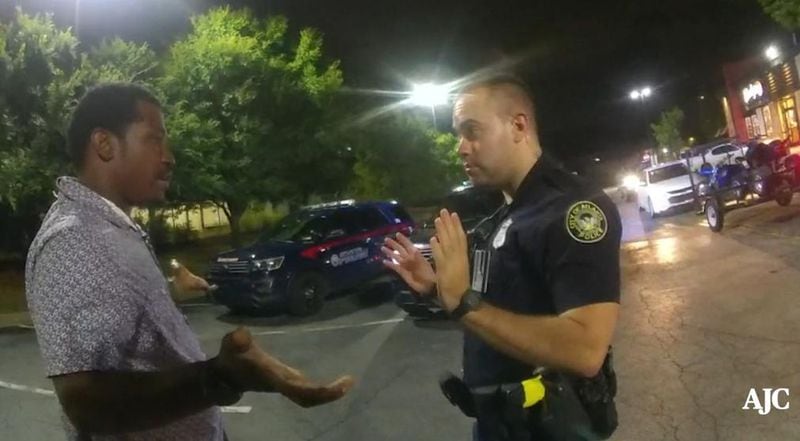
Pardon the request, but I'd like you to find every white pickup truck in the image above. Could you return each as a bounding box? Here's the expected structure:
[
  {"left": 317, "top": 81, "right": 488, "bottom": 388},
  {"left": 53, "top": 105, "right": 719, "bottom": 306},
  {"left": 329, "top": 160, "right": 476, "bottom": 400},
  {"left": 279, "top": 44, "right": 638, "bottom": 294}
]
[{"left": 637, "top": 161, "right": 697, "bottom": 218}]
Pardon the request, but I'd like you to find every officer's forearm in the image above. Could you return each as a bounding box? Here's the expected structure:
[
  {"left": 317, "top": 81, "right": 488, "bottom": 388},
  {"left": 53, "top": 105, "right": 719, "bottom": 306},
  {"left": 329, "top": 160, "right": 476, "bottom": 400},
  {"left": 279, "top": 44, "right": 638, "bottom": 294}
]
[{"left": 460, "top": 303, "right": 611, "bottom": 377}]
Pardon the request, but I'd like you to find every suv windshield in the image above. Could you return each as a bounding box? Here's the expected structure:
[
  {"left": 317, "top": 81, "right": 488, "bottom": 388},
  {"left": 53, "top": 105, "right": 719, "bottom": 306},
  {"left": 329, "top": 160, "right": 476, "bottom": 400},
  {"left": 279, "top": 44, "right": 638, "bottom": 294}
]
[{"left": 648, "top": 164, "right": 688, "bottom": 184}]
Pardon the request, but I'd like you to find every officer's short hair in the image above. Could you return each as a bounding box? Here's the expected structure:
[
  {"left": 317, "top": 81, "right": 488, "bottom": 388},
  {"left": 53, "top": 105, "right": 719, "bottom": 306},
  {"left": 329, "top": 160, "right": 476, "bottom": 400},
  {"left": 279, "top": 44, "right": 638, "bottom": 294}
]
[
  {"left": 66, "top": 83, "right": 161, "bottom": 169},
  {"left": 458, "top": 74, "right": 537, "bottom": 132}
]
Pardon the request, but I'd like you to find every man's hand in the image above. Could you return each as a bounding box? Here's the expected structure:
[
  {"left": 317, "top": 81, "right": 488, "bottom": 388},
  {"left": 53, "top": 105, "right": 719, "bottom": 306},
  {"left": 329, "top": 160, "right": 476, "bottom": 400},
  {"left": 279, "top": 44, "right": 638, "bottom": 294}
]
[
  {"left": 382, "top": 232, "right": 437, "bottom": 295},
  {"left": 214, "top": 327, "right": 354, "bottom": 408},
  {"left": 430, "top": 209, "right": 471, "bottom": 312},
  {"left": 170, "top": 260, "right": 211, "bottom": 293}
]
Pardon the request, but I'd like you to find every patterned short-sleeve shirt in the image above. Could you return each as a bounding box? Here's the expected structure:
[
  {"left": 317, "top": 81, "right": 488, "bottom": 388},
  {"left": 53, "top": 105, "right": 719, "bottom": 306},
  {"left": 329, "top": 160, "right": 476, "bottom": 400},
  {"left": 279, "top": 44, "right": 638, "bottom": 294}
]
[{"left": 25, "top": 177, "right": 224, "bottom": 441}]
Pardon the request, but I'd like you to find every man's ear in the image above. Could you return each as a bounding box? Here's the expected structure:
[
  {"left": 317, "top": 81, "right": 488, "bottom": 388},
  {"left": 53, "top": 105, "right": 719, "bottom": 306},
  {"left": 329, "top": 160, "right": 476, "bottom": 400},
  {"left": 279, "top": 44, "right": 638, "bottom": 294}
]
[
  {"left": 89, "top": 129, "right": 116, "bottom": 163},
  {"left": 511, "top": 113, "right": 530, "bottom": 143}
]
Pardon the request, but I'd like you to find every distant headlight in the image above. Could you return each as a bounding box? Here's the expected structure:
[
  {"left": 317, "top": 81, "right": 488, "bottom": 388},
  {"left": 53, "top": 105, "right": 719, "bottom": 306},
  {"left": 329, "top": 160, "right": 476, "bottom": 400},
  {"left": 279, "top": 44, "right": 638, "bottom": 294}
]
[
  {"left": 622, "top": 174, "right": 641, "bottom": 190},
  {"left": 253, "top": 256, "right": 284, "bottom": 271}
]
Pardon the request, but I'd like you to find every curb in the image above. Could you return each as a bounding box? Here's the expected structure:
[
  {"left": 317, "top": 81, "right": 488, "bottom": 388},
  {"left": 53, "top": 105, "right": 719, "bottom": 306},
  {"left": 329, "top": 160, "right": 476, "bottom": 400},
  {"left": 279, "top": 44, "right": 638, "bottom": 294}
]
[{"left": 0, "top": 312, "right": 33, "bottom": 332}]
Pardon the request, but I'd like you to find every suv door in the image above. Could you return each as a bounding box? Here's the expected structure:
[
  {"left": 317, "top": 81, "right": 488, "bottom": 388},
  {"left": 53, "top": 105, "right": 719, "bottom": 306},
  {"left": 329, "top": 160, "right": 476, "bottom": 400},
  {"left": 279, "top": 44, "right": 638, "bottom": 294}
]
[
  {"left": 318, "top": 208, "right": 373, "bottom": 291},
  {"left": 355, "top": 206, "right": 395, "bottom": 281}
]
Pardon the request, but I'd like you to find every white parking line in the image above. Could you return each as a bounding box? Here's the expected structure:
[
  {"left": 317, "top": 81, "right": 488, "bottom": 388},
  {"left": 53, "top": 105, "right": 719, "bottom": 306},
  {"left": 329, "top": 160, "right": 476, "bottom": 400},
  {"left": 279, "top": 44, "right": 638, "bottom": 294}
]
[
  {"left": 251, "top": 317, "right": 406, "bottom": 336},
  {"left": 0, "top": 380, "right": 55, "bottom": 396},
  {"left": 220, "top": 406, "right": 252, "bottom": 413},
  {"left": 0, "top": 379, "right": 251, "bottom": 413}
]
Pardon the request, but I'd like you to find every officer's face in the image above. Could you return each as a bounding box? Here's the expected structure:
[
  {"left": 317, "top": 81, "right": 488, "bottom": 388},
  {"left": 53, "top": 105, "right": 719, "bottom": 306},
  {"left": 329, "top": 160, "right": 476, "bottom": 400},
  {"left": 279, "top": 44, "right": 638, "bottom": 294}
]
[{"left": 453, "top": 89, "right": 516, "bottom": 187}]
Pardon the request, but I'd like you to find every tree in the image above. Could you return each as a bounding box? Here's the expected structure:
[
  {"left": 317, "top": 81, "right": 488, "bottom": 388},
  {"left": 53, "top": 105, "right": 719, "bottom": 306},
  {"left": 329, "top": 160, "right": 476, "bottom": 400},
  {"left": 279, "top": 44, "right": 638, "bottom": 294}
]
[
  {"left": 650, "top": 107, "right": 685, "bottom": 161},
  {"left": 0, "top": 9, "right": 158, "bottom": 254},
  {"left": 346, "top": 113, "right": 462, "bottom": 206},
  {"left": 758, "top": 0, "right": 800, "bottom": 30},
  {"left": 160, "top": 7, "right": 344, "bottom": 246}
]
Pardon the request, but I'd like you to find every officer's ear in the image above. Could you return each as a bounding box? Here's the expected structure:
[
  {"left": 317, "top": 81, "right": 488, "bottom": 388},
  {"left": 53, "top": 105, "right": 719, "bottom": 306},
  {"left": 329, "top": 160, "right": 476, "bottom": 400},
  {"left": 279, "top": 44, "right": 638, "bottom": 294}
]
[{"left": 511, "top": 113, "right": 530, "bottom": 143}]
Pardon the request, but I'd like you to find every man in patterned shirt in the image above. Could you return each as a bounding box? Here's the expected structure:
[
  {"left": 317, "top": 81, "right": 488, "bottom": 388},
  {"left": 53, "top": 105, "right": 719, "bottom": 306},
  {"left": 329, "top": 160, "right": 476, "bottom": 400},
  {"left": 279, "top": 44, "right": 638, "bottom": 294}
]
[{"left": 25, "top": 83, "right": 354, "bottom": 440}]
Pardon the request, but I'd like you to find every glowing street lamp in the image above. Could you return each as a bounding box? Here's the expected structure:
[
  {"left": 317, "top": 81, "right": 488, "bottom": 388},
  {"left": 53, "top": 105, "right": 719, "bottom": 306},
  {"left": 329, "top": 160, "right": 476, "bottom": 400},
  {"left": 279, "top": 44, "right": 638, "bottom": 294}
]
[
  {"left": 409, "top": 83, "right": 449, "bottom": 107},
  {"left": 765, "top": 45, "right": 780, "bottom": 61},
  {"left": 408, "top": 82, "right": 450, "bottom": 127},
  {"left": 630, "top": 87, "right": 653, "bottom": 102}
]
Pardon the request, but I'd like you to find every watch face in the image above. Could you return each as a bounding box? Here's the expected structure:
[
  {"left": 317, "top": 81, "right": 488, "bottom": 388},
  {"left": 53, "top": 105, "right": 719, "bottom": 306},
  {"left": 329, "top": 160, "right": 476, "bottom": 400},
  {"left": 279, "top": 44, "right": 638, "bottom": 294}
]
[{"left": 466, "top": 290, "right": 482, "bottom": 308}]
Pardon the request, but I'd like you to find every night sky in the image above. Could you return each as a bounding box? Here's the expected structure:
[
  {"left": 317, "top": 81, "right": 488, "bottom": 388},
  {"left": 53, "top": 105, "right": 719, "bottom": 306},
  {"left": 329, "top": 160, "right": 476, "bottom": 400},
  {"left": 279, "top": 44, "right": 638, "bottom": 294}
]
[{"left": 7, "top": 0, "right": 795, "bottom": 160}]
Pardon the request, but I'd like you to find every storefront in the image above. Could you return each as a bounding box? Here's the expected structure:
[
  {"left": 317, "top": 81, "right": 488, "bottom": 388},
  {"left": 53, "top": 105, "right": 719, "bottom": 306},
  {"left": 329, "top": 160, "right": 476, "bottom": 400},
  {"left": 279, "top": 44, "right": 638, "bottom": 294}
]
[{"left": 723, "top": 50, "right": 800, "bottom": 145}]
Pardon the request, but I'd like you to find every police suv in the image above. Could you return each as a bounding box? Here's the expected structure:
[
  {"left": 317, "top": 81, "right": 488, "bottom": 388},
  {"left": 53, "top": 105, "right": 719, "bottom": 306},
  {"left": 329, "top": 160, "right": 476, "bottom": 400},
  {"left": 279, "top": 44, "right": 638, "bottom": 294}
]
[{"left": 207, "top": 200, "right": 415, "bottom": 316}]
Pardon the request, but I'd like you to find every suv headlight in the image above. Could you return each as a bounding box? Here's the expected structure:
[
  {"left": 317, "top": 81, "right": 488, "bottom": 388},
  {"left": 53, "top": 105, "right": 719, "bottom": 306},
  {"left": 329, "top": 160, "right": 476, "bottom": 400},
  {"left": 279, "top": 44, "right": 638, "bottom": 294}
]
[
  {"left": 622, "top": 174, "right": 640, "bottom": 190},
  {"left": 253, "top": 256, "right": 284, "bottom": 271}
]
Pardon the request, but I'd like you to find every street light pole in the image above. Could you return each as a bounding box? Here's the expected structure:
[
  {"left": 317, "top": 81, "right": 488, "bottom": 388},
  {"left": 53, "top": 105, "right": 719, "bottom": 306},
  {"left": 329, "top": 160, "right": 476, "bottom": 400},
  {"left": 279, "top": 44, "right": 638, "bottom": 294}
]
[
  {"left": 630, "top": 86, "right": 655, "bottom": 163},
  {"left": 73, "top": 0, "right": 81, "bottom": 38}
]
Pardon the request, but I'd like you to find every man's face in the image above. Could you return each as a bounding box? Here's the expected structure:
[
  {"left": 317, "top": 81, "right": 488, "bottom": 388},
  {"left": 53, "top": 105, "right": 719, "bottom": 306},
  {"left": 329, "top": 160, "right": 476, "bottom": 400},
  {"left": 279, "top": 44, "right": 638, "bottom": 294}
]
[
  {"left": 452, "top": 88, "right": 516, "bottom": 187},
  {"left": 112, "top": 101, "right": 174, "bottom": 206}
]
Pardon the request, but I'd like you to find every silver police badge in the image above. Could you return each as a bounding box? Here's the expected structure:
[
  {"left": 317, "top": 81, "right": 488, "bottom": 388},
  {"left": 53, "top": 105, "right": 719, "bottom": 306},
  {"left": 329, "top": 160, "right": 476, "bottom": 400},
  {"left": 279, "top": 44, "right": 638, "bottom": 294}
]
[{"left": 492, "top": 218, "right": 513, "bottom": 249}]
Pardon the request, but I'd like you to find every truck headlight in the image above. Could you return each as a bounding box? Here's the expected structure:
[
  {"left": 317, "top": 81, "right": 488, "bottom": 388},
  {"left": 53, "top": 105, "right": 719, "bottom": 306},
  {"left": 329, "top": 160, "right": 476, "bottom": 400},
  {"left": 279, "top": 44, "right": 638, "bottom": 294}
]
[
  {"left": 253, "top": 256, "right": 284, "bottom": 271},
  {"left": 622, "top": 174, "right": 641, "bottom": 190}
]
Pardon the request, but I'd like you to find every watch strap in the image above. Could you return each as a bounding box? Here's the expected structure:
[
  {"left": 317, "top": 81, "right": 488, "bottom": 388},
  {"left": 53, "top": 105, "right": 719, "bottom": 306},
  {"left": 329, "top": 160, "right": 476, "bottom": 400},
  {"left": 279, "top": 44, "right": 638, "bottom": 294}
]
[{"left": 450, "top": 289, "right": 482, "bottom": 320}]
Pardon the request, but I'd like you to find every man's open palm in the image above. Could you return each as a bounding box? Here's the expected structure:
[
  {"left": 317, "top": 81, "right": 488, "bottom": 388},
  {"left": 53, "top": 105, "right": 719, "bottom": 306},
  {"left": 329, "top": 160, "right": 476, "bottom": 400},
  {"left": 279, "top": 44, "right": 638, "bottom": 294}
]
[{"left": 216, "top": 327, "right": 355, "bottom": 407}]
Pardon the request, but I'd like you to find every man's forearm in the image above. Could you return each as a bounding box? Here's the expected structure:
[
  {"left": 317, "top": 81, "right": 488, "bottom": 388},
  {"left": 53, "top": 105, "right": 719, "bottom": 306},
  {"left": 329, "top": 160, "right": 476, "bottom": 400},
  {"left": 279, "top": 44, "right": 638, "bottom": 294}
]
[
  {"left": 54, "top": 360, "right": 222, "bottom": 435},
  {"left": 460, "top": 303, "right": 603, "bottom": 377}
]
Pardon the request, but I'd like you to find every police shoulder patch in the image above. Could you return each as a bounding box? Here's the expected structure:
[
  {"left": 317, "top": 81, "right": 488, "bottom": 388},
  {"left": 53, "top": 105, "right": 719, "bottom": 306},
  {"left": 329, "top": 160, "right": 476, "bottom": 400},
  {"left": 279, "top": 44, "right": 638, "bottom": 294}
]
[{"left": 565, "top": 201, "right": 607, "bottom": 244}]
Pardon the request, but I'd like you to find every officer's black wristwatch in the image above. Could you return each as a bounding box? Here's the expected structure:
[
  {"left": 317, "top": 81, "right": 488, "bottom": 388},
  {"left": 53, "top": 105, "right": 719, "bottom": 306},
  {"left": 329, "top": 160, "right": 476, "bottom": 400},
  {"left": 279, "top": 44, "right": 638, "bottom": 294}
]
[{"left": 450, "top": 289, "right": 483, "bottom": 320}]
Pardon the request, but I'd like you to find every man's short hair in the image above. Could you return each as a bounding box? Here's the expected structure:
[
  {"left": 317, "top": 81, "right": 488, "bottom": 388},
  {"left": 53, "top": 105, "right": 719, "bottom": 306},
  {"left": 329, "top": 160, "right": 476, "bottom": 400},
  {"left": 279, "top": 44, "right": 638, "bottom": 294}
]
[
  {"left": 458, "top": 73, "right": 537, "bottom": 125},
  {"left": 66, "top": 83, "right": 161, "bottom": 168}
]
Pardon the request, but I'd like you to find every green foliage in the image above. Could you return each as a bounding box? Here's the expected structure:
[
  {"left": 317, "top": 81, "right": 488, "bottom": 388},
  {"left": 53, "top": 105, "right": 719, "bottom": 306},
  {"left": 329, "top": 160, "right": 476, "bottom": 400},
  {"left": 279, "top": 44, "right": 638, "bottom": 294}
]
[
  {"left": 347, "top": 113, "right": 462, "bottom": 206},
  {"left": 0, "top": 10, "right": 159, "bottom": 253},
  {"left": 651, "top": 107, "right": 685, "bottom": 158},
  {"left": 160, "top": 7, "right": 345, "bottom": 244},
  {"left": 239, "top": 201, "right": 290, "bottom": 233},
  {"left": 759, "top": 0, "right": 800, "bottom": 29}
]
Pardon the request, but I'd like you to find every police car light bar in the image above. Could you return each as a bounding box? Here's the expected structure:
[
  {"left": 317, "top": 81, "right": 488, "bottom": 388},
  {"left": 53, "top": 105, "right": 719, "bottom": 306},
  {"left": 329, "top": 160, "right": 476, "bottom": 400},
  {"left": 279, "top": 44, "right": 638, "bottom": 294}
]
[{"left": 305, "top": 199, "right": 356, "bottom": 209}]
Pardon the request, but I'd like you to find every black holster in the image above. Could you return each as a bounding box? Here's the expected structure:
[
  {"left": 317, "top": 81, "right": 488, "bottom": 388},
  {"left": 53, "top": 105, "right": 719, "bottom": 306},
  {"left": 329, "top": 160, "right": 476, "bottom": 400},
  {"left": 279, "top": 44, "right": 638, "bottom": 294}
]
[{"left": 571, "top": 349, "right": 618, "bottom": 439}]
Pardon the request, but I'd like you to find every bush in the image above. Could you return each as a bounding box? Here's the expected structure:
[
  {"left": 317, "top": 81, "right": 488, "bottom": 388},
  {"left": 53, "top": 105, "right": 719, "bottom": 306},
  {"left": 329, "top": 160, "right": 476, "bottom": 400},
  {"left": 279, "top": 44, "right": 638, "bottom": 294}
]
[{"left": 239, "top": 201, "right": 290, "bottom": 234}]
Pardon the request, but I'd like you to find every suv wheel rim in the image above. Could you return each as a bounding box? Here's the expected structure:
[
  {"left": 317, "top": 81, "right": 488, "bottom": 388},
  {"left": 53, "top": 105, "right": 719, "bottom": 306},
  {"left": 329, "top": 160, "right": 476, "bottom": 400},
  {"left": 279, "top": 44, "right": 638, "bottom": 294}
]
[{"left": 303, "top": 283, "right": 319, "bottom": 310}]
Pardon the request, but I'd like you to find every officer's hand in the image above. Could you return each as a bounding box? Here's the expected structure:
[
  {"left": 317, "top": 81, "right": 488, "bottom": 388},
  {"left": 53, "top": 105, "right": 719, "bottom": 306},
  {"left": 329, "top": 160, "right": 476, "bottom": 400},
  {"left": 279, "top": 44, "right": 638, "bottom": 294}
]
[
  {"left": 214, "top": 327, "right": 355, "bottom": 407},
  {"left": 382, "top": 232, "right": 437, "bottom": 295},
  {"left": 430, "top": 209, "right": 471, "bottom": 312},
  {"left": 170, "top": 259, "right": 211, "bottom": 293}
]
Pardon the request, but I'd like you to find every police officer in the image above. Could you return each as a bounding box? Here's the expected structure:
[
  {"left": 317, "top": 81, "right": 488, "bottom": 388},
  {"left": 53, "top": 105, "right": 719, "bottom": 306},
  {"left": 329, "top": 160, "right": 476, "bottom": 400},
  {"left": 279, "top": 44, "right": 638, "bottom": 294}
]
[{"left": 382, "top": 75, "right": 621, "bottom": 440}]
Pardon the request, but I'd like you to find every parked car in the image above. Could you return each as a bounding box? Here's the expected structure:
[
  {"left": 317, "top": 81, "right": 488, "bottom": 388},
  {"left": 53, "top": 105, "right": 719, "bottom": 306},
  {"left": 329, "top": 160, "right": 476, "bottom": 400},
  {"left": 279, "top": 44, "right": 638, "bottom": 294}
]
[
  {"left": 637, "top": 161, "right": 697, "bottom": 218},
  {"left": 685, "top": 142, "right": 749, "bottom": 170},
  {"left": 704, "top": 143, "right": 749, "bottom": 167},
  {"left": 207, "top": 200, "right": 415, "bottom": 316},
  {"left": 393, "top": 184, "right": 504, "bottom": 318}
]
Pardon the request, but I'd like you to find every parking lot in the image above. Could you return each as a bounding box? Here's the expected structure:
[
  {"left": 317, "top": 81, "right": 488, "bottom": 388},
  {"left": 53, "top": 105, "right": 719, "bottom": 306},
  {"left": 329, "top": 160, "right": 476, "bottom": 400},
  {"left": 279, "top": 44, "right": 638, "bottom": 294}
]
[{"left": 4, "top": 196, "right": 800, "bottom": 440}]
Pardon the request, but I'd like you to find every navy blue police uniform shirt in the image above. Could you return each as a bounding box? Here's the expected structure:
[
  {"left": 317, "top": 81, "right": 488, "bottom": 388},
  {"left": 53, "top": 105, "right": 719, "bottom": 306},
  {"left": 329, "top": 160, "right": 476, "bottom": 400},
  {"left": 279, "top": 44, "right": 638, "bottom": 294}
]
[{"left": 463, "top": 154, "right": 622, "bottom": 388}]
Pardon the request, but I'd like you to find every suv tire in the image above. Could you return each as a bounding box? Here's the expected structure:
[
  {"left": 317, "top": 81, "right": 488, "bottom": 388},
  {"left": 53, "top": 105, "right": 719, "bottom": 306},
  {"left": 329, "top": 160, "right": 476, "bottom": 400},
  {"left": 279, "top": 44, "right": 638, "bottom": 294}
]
[{"left": 288, "top": 272, "right": 328, "bottom": 316}]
